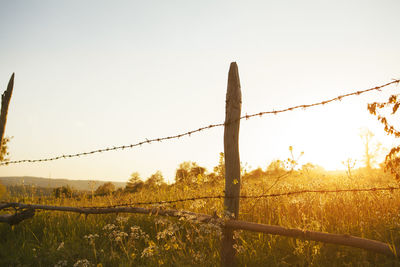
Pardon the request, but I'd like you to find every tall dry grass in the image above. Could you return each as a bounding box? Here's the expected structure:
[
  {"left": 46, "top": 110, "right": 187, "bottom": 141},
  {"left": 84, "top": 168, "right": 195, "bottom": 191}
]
[{"left": 1, "top": 169, "right": 400, "bottom": 266}]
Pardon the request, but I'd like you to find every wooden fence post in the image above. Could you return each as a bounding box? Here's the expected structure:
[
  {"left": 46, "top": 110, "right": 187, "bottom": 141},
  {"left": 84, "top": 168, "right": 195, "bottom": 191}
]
[
  {"left": 222, "top": 62, "right": 242, "bottom": 267},
  {"left": 0, "top": 73, "right": 15, "bottom": 152}
]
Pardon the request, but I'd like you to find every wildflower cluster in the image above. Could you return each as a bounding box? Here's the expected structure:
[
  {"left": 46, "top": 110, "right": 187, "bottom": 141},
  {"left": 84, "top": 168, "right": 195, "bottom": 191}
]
[
  {"left": 73, "top": 259, "right": 92, "bottom": 267},
  {"left": 130, "top": 226, "right": 149, "bottom": 241},
  {"left": 102, "top": 223, "right": 128, "bottom": 242},
  {"left": 84, "top": 234, "right": 99, "bottom": 245}
]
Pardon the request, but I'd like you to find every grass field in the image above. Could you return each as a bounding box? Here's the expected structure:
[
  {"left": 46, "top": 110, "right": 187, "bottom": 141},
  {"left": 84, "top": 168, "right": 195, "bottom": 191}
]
[{"left": 1, "top": 169, "right": 400, "bottom": 266}]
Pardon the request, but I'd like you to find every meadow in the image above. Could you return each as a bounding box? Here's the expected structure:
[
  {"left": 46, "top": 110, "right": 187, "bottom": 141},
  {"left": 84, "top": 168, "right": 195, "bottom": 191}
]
[{"left": 1, "top": 167, "right": 400, "bottom": 267}]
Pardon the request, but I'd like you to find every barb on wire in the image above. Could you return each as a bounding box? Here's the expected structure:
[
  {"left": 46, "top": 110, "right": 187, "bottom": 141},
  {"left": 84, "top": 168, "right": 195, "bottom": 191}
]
[
  {"left": 62, "top": 186, "right": 400, "bottom": 209},
  {"left": 1, "top": 79, "right": 399, "bottom": 166}
]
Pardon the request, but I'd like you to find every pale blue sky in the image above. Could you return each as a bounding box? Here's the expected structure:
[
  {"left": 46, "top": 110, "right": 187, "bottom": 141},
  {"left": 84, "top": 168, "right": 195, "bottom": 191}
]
[{"left": 1, "top": 0, "right": 400, "bottom": 182}]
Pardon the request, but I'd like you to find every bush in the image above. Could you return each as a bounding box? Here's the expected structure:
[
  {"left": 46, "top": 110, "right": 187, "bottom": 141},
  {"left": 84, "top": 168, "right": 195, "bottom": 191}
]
[
  {"left": 95, "top": 182, "right": 115, "bottom": 196},
  {"left": 53, "top": 186, "right": 73, "bottom": 198}
]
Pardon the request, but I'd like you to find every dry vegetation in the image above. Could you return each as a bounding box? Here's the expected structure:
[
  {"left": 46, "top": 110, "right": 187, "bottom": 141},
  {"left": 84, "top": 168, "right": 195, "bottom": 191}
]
[{"left": 1, "top": 162, "right": 400, "bottom": 266}]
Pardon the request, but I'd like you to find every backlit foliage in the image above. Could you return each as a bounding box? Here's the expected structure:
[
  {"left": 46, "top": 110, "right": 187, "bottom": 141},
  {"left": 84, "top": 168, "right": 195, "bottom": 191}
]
[
  {"left": 368, "top": 94, "right": 400, "bottom": 180},
  {"left": 0, "top": 136, "right": 11, "bottom": 162},
  {"left": 175, "top": 161, "right": 207, "bottom": 185}
]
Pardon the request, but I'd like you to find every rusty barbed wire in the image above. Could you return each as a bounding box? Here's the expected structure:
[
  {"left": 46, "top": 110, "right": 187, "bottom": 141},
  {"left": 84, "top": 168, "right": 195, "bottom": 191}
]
[
  {"left": 1, "top": 79, "right": 399, "bottom": 166},
  {"left": 1, "top": 186, "right": 398, "bottom": 211},
  {"left": 1, "top": 186, "right": 398, "bottom": 214},
  {"left": 240, "top": 79, "right": 400, "bottom": 120},
  {"left": 67, "top": 186, "right": 400, "bottom": 209}
]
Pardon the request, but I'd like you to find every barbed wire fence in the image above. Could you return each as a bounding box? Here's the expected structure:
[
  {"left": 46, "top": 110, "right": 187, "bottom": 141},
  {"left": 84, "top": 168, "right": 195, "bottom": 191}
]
[
  {"left": 1, "top": 66, "right": 400, "bottom": 263},
  {"left": 1, "top": 78, "right": 399, "bottom": 207},
  {"left": 1, "top": 186, "right": 400, "bottom": 258}
]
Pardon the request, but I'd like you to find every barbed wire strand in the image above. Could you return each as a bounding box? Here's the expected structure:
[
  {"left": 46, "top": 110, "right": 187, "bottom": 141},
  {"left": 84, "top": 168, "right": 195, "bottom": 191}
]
[
  {"left": 1, "top": 79, "right": 399, "bottom": 166},
  {"left": 1, "top": 186, "right": 398, "bottom": 214},
  {"left": 51, "top": 186, "right": 400, "bottom": 209}
]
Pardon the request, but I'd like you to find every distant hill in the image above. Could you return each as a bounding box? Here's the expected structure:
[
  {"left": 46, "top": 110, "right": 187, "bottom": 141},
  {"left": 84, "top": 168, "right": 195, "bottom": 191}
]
[{"left": 0, "top": 176, "right": 126, "bottom": 191}]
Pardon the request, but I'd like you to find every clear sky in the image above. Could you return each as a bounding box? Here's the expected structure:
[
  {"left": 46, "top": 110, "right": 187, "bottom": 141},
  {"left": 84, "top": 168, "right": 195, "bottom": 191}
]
[{"left": 1, "top": 0, "right": 399, "bottom": 183}]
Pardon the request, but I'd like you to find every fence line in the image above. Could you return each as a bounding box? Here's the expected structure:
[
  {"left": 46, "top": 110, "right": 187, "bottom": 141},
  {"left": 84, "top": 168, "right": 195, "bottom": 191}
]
[{"left": 1, "top": 79, "right": 398, "bottom": 166}]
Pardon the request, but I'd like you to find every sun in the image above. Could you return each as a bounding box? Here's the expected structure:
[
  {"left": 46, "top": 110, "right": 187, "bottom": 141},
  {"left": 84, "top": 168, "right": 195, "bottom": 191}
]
[{"left": 240, "top": 97, "right": 392, "bottom": 172}]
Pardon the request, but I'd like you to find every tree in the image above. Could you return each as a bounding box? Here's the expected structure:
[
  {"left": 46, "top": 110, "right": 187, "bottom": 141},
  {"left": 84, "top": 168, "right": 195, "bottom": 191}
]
[
  {"left": 175, "top": 161, "right": 206, "bottom": 184},
  {"left": 213, "top": 152, "right": 225, "bottom": 179},
  {"left": 125, "top": 172, "right": 144, "bottom": 193},
  {"left": 266, "top": 159, "right": 287, "bottom": 176},
  {"left": 95, "top": 182, "right": 115, "bottom": 196},
  {"left": 53, "top": 186, "right": 73, "bottom": 198},
  {"left": 145, "top": 171, "right": 165, "bottom": 188},
  {"left": 210, "top": 152, "right": 249, "bottom": 183},
  {"left": 359, "top": 128, "right": 382, "bottom": 170},
  {"left": 175, "top": 162, "right": 190, "bottom": 183}
]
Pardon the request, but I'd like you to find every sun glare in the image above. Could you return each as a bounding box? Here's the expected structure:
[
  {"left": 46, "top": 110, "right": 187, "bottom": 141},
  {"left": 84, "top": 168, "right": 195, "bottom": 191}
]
[{"left": 241, "top": 93, "right": 393, "bottom": 173}]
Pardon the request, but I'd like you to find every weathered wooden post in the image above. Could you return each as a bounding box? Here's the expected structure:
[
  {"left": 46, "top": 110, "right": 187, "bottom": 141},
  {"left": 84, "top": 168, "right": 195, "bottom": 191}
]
[
  {"left": 222, "top": 62, "right": 242, "bottom": 267},
  {"left": 0, "top": 73, "right": 15, "bottom": 152}
]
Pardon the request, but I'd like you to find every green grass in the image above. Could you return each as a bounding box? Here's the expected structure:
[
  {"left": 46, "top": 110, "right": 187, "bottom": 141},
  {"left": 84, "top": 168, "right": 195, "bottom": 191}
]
[{"left": 1, "top": 170, "right": 400, "bottom": 266}]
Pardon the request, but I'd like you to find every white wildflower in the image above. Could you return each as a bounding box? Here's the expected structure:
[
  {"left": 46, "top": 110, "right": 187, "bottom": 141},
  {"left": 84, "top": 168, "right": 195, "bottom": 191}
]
[
  {"left": 103, "top": 224, "right": 116, "bottom": 231},
  {"left": 233, "top": 230, "right": 243, "bottom": 240},
  {"left": 109, "top": 230, "right": 128, "bottom": 242},
  {"left": 73, "top": 259, "right": 92, "bottom": 267},
  {"left": 130, "top": 226, "right": 149, "bottom": 241},
  {"left": 156, "top": 224, "right": 179, "bottom": 240}
]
